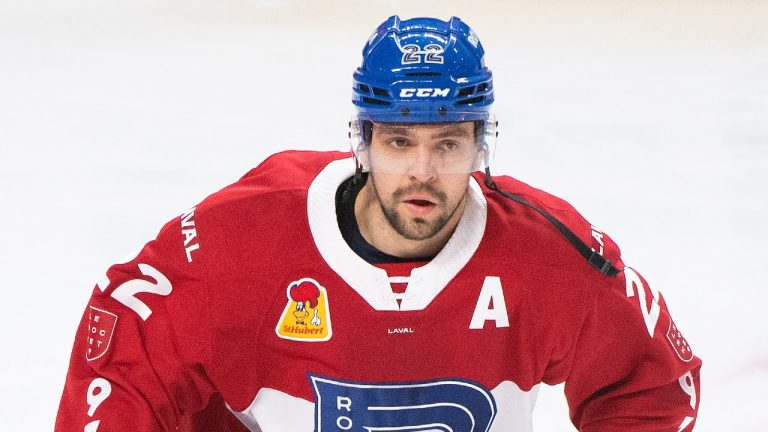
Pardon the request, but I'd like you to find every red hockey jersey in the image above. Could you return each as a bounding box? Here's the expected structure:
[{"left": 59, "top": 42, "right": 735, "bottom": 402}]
[{"left": 56, "top": 151, "right": 701, "bottom": 431}]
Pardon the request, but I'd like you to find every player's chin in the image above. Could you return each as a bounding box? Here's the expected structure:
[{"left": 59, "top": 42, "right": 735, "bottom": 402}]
[
  {"left": 407, "top": 214, "right": 447, "bottom": 236},
  {"left": 399, "top": 224, "right": 438, "bottom": 241}
]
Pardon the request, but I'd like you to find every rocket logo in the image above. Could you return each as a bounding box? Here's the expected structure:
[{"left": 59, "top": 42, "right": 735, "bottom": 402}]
[
  {"left": 86, "top": 306, "right": 118, "bottom": 361},
  {"left": 275, "top": 278, "right": 332, "bottom": 342}
]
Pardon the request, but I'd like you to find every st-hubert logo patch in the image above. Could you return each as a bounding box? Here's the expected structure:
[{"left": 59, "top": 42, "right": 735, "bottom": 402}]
[
  {"left": 87, "top": 306, "right": 117, "bottom": 361},
  {"left": 275, "top": 278, "right": 332, "bottom": 342}
]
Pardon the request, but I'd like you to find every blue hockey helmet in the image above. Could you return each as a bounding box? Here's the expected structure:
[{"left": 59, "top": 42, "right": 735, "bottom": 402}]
[
  {"left": 350, "top": 16, "right": 497, "bottom": 173},
  {"left": 352, "top": 15, "right": 494, "bottom": 123}
]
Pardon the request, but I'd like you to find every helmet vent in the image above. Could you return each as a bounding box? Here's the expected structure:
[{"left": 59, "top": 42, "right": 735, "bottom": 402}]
[
  {"left": 358, "top": 84, "right": 370, "bottom": 94},
  {"left": 362, "top": 97, "right": 391, "bottom": 106},
  {"left": 456, "top": 96, "right": 485, "bottom": 106},
  {"left": 477, "top": 83, "right": 488, "bottom": 92},
  {"left": 458, "top": 86, "right": 475, "bottom": 97},
  {"left": 404, "top": 72, "right": 441, "bottom": 77},
  {"left": 372, "top": 87, "right": 389, "bottom": 97}
]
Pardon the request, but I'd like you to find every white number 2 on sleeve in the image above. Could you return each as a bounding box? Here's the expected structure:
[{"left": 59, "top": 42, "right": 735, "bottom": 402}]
[
  {"left": 110, "top": 264, "right": 173, "bottom": 321},
  {"left": 624, "top": 267, "right": 661, "bottom": 337}
]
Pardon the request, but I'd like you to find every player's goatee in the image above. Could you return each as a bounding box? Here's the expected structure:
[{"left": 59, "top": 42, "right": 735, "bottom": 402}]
[{"left": 380, "top": 183, "right": 457, "bottom": 241}]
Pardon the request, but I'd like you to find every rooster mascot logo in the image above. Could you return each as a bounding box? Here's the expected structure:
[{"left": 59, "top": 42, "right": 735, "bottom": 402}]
[{"left": 275, "top": 278, "right": 332, "bottom": 342}]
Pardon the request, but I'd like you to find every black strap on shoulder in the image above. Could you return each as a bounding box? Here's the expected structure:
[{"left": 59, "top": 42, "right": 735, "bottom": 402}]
[{"left": 483, "top": 168, "right": 621, "bottom": 277}]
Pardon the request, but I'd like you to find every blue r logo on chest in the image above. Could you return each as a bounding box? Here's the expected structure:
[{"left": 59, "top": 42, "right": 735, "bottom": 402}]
[{"left": 309, "top": 374, "right": 497, "bottom": 432}]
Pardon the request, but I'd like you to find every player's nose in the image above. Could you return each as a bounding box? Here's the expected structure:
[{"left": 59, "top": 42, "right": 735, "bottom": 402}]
[{"left": 406, "top": 145, "right": 438, "bottom": 183}]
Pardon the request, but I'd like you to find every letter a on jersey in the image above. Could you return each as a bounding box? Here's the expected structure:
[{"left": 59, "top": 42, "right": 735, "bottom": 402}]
[
  {"left": 275, "top": 278, "right": 332, "bottom": 342},
  {"left": 470, "top": 276, "right": 510, "bottom": 329}
]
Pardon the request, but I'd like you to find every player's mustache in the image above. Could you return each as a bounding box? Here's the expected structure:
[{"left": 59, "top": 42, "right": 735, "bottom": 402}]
[{"left": 392, "top": 183, "right": 447, "bottom": 204}]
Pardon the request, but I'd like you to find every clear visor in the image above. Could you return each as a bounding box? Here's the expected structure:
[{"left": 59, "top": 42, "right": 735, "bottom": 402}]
[{"left": 349, "top": 112, "right": 497, "bottom": 175}]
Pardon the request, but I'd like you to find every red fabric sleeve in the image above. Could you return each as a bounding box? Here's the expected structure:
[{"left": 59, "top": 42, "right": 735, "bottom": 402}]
[
  {"left": 563, "top": 267, "right": 701, "bottom": 431},
  {"left": 55, "top": 215, "right": 243, "bottom": 431}
]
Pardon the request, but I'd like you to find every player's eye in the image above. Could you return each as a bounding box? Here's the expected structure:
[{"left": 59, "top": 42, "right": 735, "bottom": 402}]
[
  {"left": 387, "top": 138, "right": 409, "bottom": 149},
  {"left": 437, "top": 141, "right": 460, "bottom": 152}
]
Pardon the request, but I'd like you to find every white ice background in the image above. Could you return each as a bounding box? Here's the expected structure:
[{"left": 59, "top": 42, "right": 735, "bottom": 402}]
[{"left": 0, "top": 0, "right": 766, "bottom": 430}]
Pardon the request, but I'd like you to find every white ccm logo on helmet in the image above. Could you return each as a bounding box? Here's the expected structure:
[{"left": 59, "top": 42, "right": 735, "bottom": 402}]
[{"left": 399, "top": 88, "right": 450, "bottom": 98}]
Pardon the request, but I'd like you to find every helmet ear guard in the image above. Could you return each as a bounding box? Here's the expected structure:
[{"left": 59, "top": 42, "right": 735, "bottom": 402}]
[{"left": 349, "top": 118, "right": 372, "bottom": 171}]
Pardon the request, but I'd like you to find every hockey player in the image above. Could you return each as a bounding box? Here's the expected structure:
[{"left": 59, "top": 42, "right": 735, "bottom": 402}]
[{"left": 56, "top": 16, "right": 701, "bottom": 431}]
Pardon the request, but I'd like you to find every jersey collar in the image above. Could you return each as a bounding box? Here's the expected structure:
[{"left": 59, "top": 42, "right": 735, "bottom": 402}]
[{"left": 307, "top": 157, "right": 487, "bottom": 311}]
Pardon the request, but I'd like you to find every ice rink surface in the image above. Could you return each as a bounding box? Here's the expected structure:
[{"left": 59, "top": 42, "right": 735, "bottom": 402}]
[{"left": 1, "top": 0, "right": 766, "bottom": 430}]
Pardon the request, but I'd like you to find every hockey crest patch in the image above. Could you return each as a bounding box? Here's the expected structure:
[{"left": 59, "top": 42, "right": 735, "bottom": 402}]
[
  {"left": 666, "top": 318, "right": 693, "bottom": 362},
  {"left": 275, "top": 278, "right": 332, "bottom": 342},
  {"left": 86, "top": 306, "right": 117, "bottom": 361}
]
